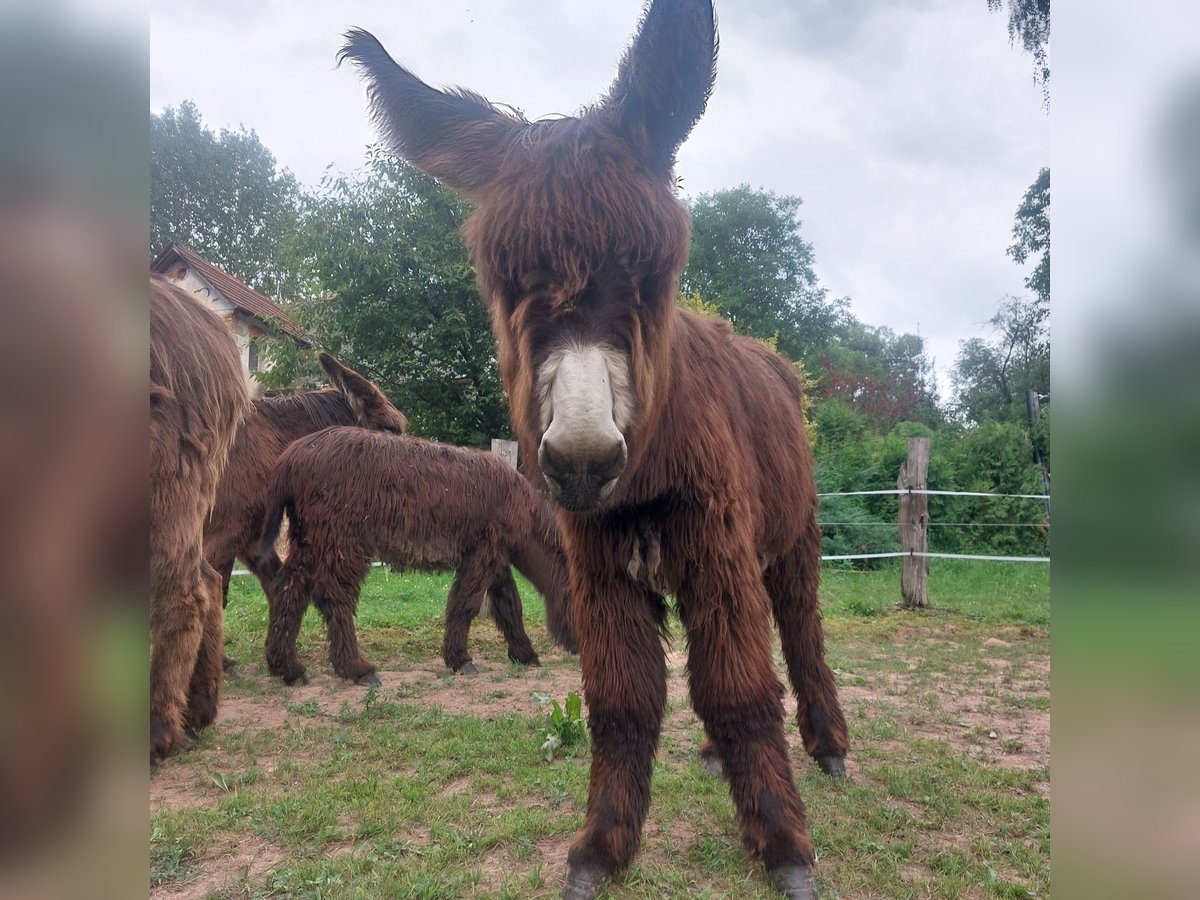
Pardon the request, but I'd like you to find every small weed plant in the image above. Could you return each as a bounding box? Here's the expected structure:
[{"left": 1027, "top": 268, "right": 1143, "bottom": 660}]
[{"left": 535, "top": 690, "right": 588, "bottom": 761}]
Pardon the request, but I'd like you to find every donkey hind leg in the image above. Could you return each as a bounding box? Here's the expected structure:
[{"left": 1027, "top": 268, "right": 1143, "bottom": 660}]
[
  {"left": 264, "top": 556, "right": 313, "bottom": 685},
  {"left": 767, "top": 534, "right": 849, "bottom": 777},
  {"left": 182, "top": 561, "right": 225, "bottom": 739},
  {"left": 486, "top": 568, "right": 540, "bottom": 667},
  {"left": 150, "top": 556, "right": 207, "bottom": 765},
  {"left": 681, "top": 553, "right": 818, "bottom": 899},
  {"left": 441, "top": 547, "right": 499, "bottom": 674},
  {"left": 564, "top": 579, "right": 667, "bottom": 900},
  {"left": 206, "top": 543, "right": 240, "bottom": 674},
  {"left": 313, "top": 574, "right": 378, "bottom": 685}
]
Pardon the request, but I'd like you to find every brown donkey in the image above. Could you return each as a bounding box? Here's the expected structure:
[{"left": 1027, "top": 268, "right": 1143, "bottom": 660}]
[
  {"left": 206, "top": 351, "right": 407, "bottom": 608},
  {"left": 150, "top": 274, "right": 247, "bottom": 765},
  {"left": 258, "top": 427, "right": 578, "bottom": 684},
  {"left": 341, "top": 2, "right": 846, "bottom": 897}
]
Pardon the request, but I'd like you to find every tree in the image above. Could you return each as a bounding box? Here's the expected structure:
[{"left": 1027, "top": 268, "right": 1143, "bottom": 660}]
[
  {"left": 817, "top": 321, "right": 943, "bottom": 431},
  {"left": 267, "top": 150, "right": 508, "bottom": 445},
  {"left": 151, "top": 100, "right": 301, "bottom": 298},
  {"left": 986, "top": 0, "right": 1050, "bottom": 104},
  {"left": 952, "top": 294, "right": 1048, "bottom": 424},
  {"left": 681, "top": 185, "right": 849, "bottom": 363},
  {"left": 1008, "top": 167, "right": 1049, "bottom": 309}
]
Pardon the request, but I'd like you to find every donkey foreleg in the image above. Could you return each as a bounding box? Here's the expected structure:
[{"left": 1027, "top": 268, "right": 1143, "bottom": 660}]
[
  {"left": 766, "top": 536, "right": 849, "bottom": 776},
  {"left": 150, "top": 555, "right": 208, "bottom": 765},
  {"left": 564, "top": 571, "right": 667, "bottom": 898},
  {"left": 679, "top": 545, "right": 818, "bottom": 897},
  {"left": 182, "top": 561, "right": 225, "bottom": 737}
]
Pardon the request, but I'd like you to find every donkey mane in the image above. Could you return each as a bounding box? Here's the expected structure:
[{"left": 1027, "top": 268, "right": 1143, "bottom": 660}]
[{"left": 256, "top": 389, "right": 360, "bottom": 432}]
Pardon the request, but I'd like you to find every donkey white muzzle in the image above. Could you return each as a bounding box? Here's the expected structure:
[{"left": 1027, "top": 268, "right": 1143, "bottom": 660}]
[{"left": 537, "top": 344, "right": 632, "bottom": 512}]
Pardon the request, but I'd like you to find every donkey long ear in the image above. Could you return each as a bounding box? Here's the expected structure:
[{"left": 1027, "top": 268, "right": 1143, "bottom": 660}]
[
  {"left": 318, "top": 351, "right": 408, "bottom": 434},
  {"left": 601, "top": 0, "right": 717, "bottom": 174},
  {"left": 338, "top": 29, "right": 521, "bottom": 194}
]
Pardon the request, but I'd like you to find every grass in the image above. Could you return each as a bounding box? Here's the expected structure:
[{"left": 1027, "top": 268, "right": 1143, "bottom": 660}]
[{"left": 153, "top": 561, "right": 1049, "bottom": 898}]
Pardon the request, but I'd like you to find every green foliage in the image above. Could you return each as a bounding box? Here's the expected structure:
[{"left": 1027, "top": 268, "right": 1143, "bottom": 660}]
[
  {"left": 538, "top": 691, "right": 587, "bottom": 762},
  {"left": 1008, "top": 168, "right": 1050, "bottom": 308},
  {"left": 278, "top": 149, "right": 508, "bottom": 445},
  {"left": 677, "top": 289, "right": 721, "bottom": 319},
  {"left": 818, "top": 321, "right": 943, "bottom": 431},
  {"left": 951, "top": 295, "right": 1048, "bottom": 426},
  {"left": 986, "top": 0, "right": 1051, "bottom": 104},
  {"left": 681, "top": 184, "right": 850, "bottom": 363},
  {"left": 150, "top": 100, "right": 301, "bottom": 299}
]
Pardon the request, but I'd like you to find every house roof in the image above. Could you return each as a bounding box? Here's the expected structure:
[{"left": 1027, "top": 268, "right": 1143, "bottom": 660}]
[{"left": 150, "top": 242, "right": 310, "bottom": 344}]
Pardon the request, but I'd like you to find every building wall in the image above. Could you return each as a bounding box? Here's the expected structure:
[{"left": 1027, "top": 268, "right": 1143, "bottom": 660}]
[{"left": 162, "top": 265, "right": 269, "bottom": 381}]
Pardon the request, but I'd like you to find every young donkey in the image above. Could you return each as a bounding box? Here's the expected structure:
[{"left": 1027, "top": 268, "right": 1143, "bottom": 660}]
[
  {"left": 258, "top": 427, "right": 578, "bottom": 684},
  {"left": 205, "top": 351, "right": 408, "bottom": 607},
  {"left": 341, "top": 2, "right": 847, "bottom": 897},
  {"left": 150, "top": 275, "right": 247, "bottom": 765}
]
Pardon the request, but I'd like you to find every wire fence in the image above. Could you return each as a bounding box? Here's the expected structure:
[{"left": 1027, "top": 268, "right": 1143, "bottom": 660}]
[
  {"left": 231, "top": 489, "right": 1052, "bottom": 576},
  {"left": 817, "top": 487, "right": 1050, "bottom": 564}
]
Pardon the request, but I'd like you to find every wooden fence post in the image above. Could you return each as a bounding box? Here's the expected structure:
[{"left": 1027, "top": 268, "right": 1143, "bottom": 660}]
[
  {"left": 1026, "top": 389, "right": 1051, "bottom": 527},
  {"left": 898, "top": 436, "right": 930, "bottom": 609},
  {"left": 490, "top": 438, "right": 519, "bottom": 470},
  {"left": 479, "top": 440, "right": 521, "bottom": 619}
]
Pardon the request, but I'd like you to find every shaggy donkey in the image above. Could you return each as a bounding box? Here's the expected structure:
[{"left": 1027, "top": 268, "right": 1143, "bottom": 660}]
[
  {"left": 258, "top": 427, "right": 578, "bottom": 684},
  {"left": 341, "top": 2, "right": 847, "bottom": 897},
  {"left": 150, "top": 274, "right": 247, "bottom": 764},
  {"left": 205, "top": 351, "right": 407, "bottom": 606}
]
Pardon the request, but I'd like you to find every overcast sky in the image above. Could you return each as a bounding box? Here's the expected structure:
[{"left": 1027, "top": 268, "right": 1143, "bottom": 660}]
[{"left": 150, "top": 0, "right": 1048, "bottom": 391}]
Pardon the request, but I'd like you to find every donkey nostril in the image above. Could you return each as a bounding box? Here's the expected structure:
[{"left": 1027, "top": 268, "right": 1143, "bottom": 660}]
[
  {"left": 538, "top": 438, "right": 571, "bottom": 487},
  {"left": 592, "top": 441, "right": 627, "bottom": 485}
]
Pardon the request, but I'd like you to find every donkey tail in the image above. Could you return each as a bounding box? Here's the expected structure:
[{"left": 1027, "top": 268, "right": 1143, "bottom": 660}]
[{"left": 257, "top": 464, "right": 294, "bottom": 566}]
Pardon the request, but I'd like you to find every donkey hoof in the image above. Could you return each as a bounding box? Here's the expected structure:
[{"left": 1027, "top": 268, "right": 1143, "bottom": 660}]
[
  {"left": 223, "top": 655, "right": 240, "bottom": 676},
  {"left": 768, "top": 863, "right": 818, "bottom": 899},
  {"left": 178, "top": 726, "right": 201, "bottom": 751},
  {"left": 701, "top": 754, "right": 725, "bottom": 778},
  {"left": 524, "top": 656, "right": 542, "bottom": 668},
  {"left": 561, "top": 865, "right": 608, "bottom": 900},
  {"left": 357, "top": 671, "right": 381, "bottom": 687},
  {"left": 817, "top": 755, "right": 846, "bottom": 779},
  {"left": 455, "top": 661, "right": 479, "bottom": 675},
  {"left": 283, "top": 671, "right": 309, "bottom": 686}
]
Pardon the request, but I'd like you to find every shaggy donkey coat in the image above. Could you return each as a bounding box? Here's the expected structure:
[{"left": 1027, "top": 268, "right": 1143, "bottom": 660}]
[
  {"left": 258, "top": 427, "right": 578, "bottom": 684},
  {"left": 341, "top": 2, "right": 846, "bottom": 897},
  {"left": 150, "top": 274, "right": 247, "bottom": 764},
  {"left": 205, "top": 351, "right": 407, "bottom": 607}
]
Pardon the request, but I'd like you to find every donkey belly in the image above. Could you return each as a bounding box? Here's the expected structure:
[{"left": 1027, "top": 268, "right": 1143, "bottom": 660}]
[{"left": 379, "top": 536, "right": 464, "bottom": 574}]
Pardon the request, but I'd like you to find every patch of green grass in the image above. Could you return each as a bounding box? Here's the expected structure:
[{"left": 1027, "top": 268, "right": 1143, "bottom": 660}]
[
  {"left": 150, "top": 823, "right": 201, "bottom": 887},
  {"left": 821, "top": 559, "right": 1049, "bottom": 626},
  {"left": 156, "top": 561, "right": 1049, "bottom": 898}
]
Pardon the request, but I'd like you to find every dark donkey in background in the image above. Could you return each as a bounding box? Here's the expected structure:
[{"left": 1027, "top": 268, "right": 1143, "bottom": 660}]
[
  {"left": 205, "top": 351, "right": 408, "bottom": 607},
  {"left": 258, "top": 427, "right": 578, "bottom": 684},
  {"left": 150, "top": 275, "right": 247, "bottom": 765},
  {"left": 341, "top": 1, "right": 846, "bottom": 897}
]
